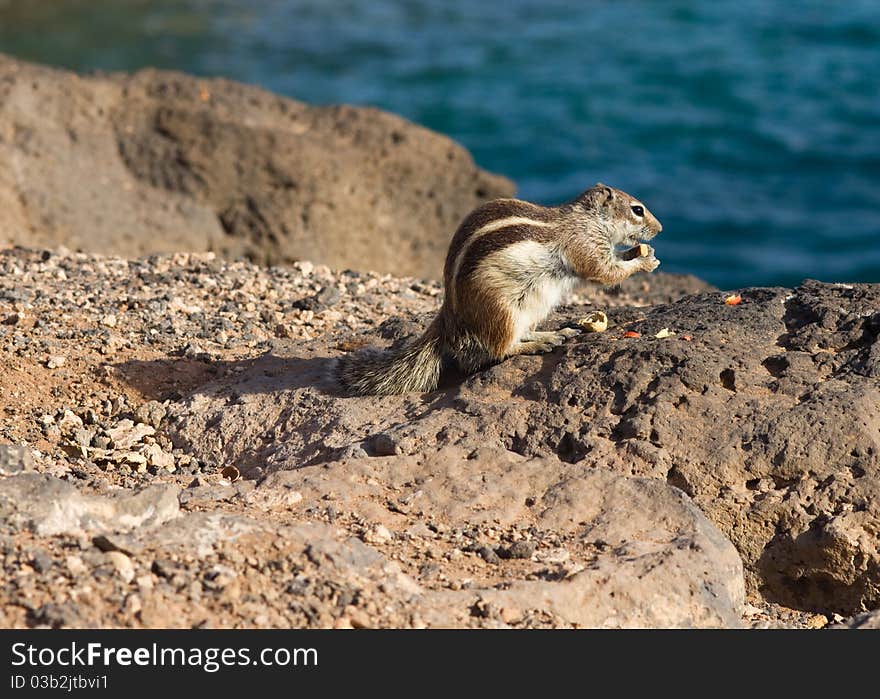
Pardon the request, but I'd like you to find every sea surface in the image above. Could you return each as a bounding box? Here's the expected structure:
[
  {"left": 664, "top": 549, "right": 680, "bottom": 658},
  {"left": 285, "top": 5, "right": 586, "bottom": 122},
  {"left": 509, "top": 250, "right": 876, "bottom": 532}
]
[{"left": 1, "top": 0, "right": 878, "bottom": 288}]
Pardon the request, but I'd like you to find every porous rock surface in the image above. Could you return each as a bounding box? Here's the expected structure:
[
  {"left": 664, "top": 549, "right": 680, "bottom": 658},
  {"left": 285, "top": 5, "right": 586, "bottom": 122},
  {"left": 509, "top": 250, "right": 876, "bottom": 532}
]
[
  {"left": 3, "top": 243, "right": 877, "bottom": 626},
  {"left": 170, "top": 279, "right": 880, "bottom": 616},
  {"left": 0, "top": 247, "right": 762, "bottom": 627}
]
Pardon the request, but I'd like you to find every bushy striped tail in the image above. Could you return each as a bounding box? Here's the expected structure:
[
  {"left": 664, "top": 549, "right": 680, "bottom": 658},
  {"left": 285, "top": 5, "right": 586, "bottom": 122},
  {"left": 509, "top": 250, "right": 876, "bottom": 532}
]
[{"left": 337, "top": 319, "right": 444, "bottom": 395}]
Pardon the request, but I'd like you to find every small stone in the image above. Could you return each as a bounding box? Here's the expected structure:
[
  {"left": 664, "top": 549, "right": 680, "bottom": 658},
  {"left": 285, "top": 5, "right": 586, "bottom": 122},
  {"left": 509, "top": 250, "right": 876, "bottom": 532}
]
[
  {"left": 143, "top": 443, "right": 175, "bottom": 471},
  {"left": 104, "top": 551, "right": 135, "bottom": 583},
  {"left": 203, "top": 564, "right": 238, "bottom": 590},
  {"left": 500, "top": 606, "right": 522, "bottom": 624},
  {"left": 57, "top": 409, "right": 84, "bottom": 434},
  {"left": 369, "top": 433, "right": 399, "bottom": 457},
  {"left": 0, "top": 444, "right": 34, "bottom": 474},
  {"left": 500, "top": 541, "right": 536, "bottom": 560},
  {"left": 100, "top": 313, "right": 117, "bottom": 328},
  {"left": 93, "top": 533, "right": 142, "bottom": 556},
  {"left": 119, "top": 452, "right": 148, "bottom": 471},
  {"left": 151, "top": 559, "right": 177, "bottom": 579},
  {"left": 134, "top": 401, "right": 166, "bottom": 429},
  {"left": 536, "top": 547, "right": 570, "bottom": 565},
  {"left": 46, "top": 355, "right": 66, "bottom": 369},
  {"left": 73, "top": 428, "right": 94, "bottom": 447},
  {"left": 477, "top": 546, "right": 501, "bottom": 565},
  {"left": 1, "top": 311, "right": 22, "bottom": 325},
  {"left": 107, "top": 420, "right": 155, "bottom": 449},
  {"left": 65, "top": 555, "right": 87, "bottom": 576},
  {"left": 806, "top": 614, "right": 829, "bottom": 629},
  {"left": 123, "top": 594, "right": 142, "bottom": 616},
  {"left": 292, "top": 285, "right": 341, "bottom": 313},
  {"left": 61, "top": 442, "right": 88, "bottom": 460},
  {"left": 91, "top": 434, "right": 112, "bottom": 449},
  {"left": 31, "top": 551, "right": 53, "bottom": 573},
  {"left": 274, "top": 323, "right": 294, "bottom": 339},
  {"left": 347, "top": 608, "right": 372, "bottom": 629},
  {"left": 363, "top": 524, "right": 393, "bottom": 545}
]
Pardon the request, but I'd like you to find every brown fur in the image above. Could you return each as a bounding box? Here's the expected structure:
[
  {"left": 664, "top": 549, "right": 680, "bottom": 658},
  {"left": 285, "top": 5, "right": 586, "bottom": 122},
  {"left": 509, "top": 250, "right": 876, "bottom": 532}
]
[
  {"left": 337, "top": 183, "right": 662, "bottom": 395},
  {"left": 443, "top": 199, "right": 555, "bottom": 284}
]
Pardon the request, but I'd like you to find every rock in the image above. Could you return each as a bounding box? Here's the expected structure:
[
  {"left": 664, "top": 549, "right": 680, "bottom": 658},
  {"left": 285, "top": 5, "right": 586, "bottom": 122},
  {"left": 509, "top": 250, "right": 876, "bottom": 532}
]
[
  {"left": 1, "top": 243, "right": 873, "bottom": 628},
  {"left": 29, "top": 603, "right": 84, "bottom": 629},
  {"left": 106, "top": 420, "right": 155, "bottom": 449},
  {"left": 92, "top": 533, "right": 143, "bottom": 556},
  {"left": 369, "top": 433, "right": 399, "bottom": 457},
  {"left": 0, "top": 54, "right": 513, "bottom": 279},
  {"left": 46, "top": 355, "right": 66, "bottom": 369},
  {"left": 64, "top": 555, "right": 87, "bottom": 577},
  {"left": 170, "top": 280, "right": 880, "bottom": 615},
  {"left": 833, "top": 610, "right": 880, "bottom": 629},
  {"left": 104, "top": 551, "right": 135, "bottom": 583},
  {"left": 292, "top": 286, "right": 342, "bottom": 313},
  {"left": 73, "top": 428, "right": 94, "bottom": 448},
  {"left": 499, "top": 540, "right": 535, "bottom": 560},
  {"left": 477, "top": 546, "right": 501, "bottom": 565},
  {"left": 142, "top": 443, "right": 175, "bottom": 471},
  {"left": 262, "top": 451, "right": 745, "bottom": 627},
  {"left": 57, "top": 409, "right": 84, "bottom": 434},
  {"left": 153, "top": 512, "right": 265, "bottom": 557},
  {"left": 0, "top": 444, "right": 33, "bottom": 475},
  {"left": 134, "top": 401, "right": 167, "bottom": 429},
  {"left": 363, "top": 524, "right": 393, "bottom": 545},
  {"left": 30, "top": 550, "right": 53, "bottom": 573},
  {"left": 0, "top": 473, "right": 180, "bottom": 536}
]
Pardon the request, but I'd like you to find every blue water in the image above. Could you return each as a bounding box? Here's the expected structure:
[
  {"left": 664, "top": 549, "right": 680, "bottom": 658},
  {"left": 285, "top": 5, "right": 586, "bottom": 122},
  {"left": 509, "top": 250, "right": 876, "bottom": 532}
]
[{"left": 2, "top": 0, "right": 879, "bottom": 288}]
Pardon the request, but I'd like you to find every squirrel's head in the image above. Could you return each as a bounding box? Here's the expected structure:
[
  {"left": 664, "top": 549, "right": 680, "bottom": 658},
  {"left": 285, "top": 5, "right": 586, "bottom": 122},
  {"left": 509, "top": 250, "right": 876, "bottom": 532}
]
[{"left": 577, "top": 183, "right": 662, "bottom": 247}]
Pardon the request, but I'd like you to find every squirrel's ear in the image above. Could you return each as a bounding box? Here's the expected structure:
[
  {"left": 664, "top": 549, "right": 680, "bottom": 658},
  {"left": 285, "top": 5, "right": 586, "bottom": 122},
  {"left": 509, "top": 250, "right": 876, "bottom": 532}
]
[{"left": 595, "top": 183, "right": 614, "bottom": 203}]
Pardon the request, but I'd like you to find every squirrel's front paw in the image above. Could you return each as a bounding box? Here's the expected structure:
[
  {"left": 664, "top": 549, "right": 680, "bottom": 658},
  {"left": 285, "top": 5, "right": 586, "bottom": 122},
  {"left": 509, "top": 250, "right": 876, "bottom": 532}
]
[{"left": 642, "top": 253, "right": 660, "bottom": 272}]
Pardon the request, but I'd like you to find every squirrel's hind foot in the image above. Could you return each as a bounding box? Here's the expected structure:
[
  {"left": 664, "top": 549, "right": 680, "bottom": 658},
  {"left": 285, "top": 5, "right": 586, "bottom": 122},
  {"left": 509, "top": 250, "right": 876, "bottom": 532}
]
[{"left": 509, "top": 328, "right": 580, "bottom": 356}]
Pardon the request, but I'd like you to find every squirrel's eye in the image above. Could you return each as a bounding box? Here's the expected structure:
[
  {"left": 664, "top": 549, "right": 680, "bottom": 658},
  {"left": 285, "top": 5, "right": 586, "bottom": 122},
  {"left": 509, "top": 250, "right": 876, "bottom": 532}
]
[{"left": 631, "top": 205, "right": 644, "bottom": 217}]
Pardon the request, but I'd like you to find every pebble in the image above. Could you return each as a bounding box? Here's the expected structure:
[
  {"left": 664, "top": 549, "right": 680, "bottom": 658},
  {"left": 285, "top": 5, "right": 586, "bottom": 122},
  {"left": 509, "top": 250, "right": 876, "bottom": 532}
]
[
  {"left": 65, "top": 555, "right": 88, "bottom": 577},
  {"left": 46, "top": 355, "right": 66, "bottom": 369},
  {"left": 57, "top": 409, "right": 84, "bottom": 433},
  {"left": 501, "top": 541, "right": 536, "bottom": 560},
  {"left": 104, "top": 551, "right": 135, "bottom": 583},
  {"left": 107, "top": 420, "right": 155, "bottom": 450},
  {"left": 31, "top": 551, "right": 53, "bottom": 573},
  {"left": 363, "top": 524, "right": 393, "bottom": 545},
  {"left": 369, "top": 433, "right": 399, "bottom": 457},
  {"left": 134, "top": 401, "right": 167, "bottom": 429},
  {"left": 143, "top": 443, "right": 175, "bottom": 471},
  {"left": 0, "top": 444, "right": 34, "bottom": 474},
  {"left": 477, "top": 546, "right": 501, "bottom": 565}
]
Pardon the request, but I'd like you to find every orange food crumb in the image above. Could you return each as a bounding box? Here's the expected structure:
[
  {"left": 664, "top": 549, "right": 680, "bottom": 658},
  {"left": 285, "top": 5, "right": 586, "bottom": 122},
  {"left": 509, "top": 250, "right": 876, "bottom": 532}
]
[
  {"left": 681, "top": 334, "right": 693, "bottom": 342},
  {"left": 724, "top": 294, "right": 742, "bottom": 306},
  {"left": 623, "top": 331, "right": 641, "bottom": 338}
]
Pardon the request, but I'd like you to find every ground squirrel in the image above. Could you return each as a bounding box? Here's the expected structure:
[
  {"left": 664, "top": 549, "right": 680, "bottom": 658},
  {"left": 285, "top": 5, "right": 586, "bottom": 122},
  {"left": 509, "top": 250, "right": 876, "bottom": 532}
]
[{"left": 337, "top": 183, "right": 662, "bottom": 395}]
